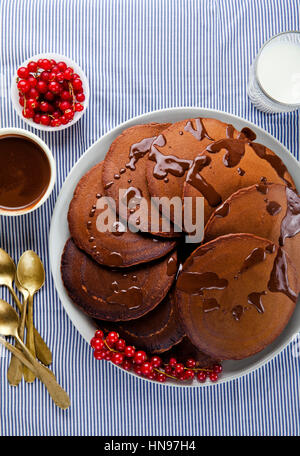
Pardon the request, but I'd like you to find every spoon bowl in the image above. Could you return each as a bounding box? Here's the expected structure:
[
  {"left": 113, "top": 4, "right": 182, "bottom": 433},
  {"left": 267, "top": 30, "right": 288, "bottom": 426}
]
[
  {"left": 0, "top": 299, "right": 19, "bottom": 337},
  {"left": 0, "top": 248, "right": 16, "bottom": 288},
  {"left": 17, "top": 251, "right": 45, "bottom": 295}
]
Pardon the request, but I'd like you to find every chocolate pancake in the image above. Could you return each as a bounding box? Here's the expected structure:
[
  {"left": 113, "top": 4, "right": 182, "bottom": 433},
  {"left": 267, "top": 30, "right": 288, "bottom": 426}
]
[
  {"left": 146, "top": 118, "right": 241, "bottom": 224},
  {"left": 183, "top": 137, "right": 295, "bottom": 226},
  {"left": 61, "top": 239, "right": 177, "bottom": 321},
  {"left": 176, "top": 234, "right": 298, "bottom": 360},
  {"left": 205, "top": 184, "right": 300, "bottom": 280},
  {"left": 98, "top": 290, "right": 185, "bottom": 353},
  {"left": 102, "top": 123, "right": 179, "bottom": 237},
  {"left": 68, "top": 161, "right": 177, "bottom": 268}
]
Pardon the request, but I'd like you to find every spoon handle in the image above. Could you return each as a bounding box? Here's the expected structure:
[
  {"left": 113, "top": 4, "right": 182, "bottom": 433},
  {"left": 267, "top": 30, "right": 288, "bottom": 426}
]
[
  {"left": 15, "top": 335, "right": 70, "bottom": 410},
  {"left": 9, "top": 286, "right": 52, "bottom": 366},
  {"left": 23, "top": 294, "right": 36, "bottom": 383},
  {"left": 0, "top": 336, "right": 38, "bottom": 376}
]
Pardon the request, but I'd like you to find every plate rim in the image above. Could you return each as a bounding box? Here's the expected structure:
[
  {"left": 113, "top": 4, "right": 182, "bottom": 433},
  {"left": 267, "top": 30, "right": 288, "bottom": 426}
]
[{"left": 49, "top": 106, "right": 300, "bottom": 387}]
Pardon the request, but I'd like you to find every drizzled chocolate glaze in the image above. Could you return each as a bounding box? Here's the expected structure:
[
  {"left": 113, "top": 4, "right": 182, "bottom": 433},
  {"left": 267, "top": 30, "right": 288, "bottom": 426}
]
[
  {"left": 126, "top": 136, "right": 157, "bottom": 171},
  {"left": 268, "top": 247, "right": 297, "bottom": 303},
  {"left": 250, "top": 143, "right": 292, "bottom": 187},
  {"left": 184, "top": 118, "right": 213, "bottom": 141},
  {"left": 149, "top": 135, "right": 191, "bottom": 179},
  {"left": 107, "top": 286, "right": 143, "bottom": 309},
  {"left": 266, "top": 201, "right": 282, "bottom": 216},
  {"left": 279, "top": 187, "right": 300, "bottom": 246},
  {"left": 186, "top": 155, "right": 222, "bottom": 207},
  {"left": 248, "top": 291, "right": 266, "bottom": 313},
  {"left": 214, "top": 202, "right": 230, "bottom": 218},
  {"left": 167, "top": 256, "right": 178, "bottom": 276},
  {"left": 240, "top": 247, "right": 266, "bottom": 273},
  {"left": 232, "top": 305, "right": 243, "bottom": 321},
  {"left": 206, "top": 138, "right": 246, "bottom": 168},
  {"left": 177, "top": 271, "right": 228, "bottom": 294},
  {"left": 203, "top": 298, "right": 220, "bottom": 313}
]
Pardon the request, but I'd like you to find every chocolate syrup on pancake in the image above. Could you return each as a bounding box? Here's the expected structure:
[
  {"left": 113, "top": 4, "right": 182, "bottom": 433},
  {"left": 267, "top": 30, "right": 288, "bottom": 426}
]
[
  {"left": 248, "top": 291, "right": 266, "bottom": 313},
  {"left": 268, "top": 247, "right": 297, "bottom": 303},
  {"left": 167, "top": 256, "right": 178, "bottom": 276},
  {"left": 149, "top": 135, "right": 191, "bottom": 179},
  {"left": 0, "top": 135, "right": 51, "bottom": 210},
  {"left": 250, "top": 143, "right": 292, "bottom": 187},
  {"left": 126, "top": 136, "right": 157, "bottom": 170},
  {"left": 232, "top": 305, "right": 243, "bottom": 321},
  {"left": 206, "top": 138, "right": 246, "bottom": 168},
  {"left": 279, "top": 187, "right": 300, "bottom": 245},
  {"left": 214, "top": 202, "right": 230, "bottom": 218},
  {"left": 186, "top": 155, "right": 222, "bottom": 207},
  {"left": 107, "top": 286, "right": 143, "bottom": 309},
  {"left": 240, "top": 247, "right": 266, "bottom": 273},
  {"left": 177, "top": 271, "right": 228, "bottom": 294},
  {"left": 203, "top": 298, "right": 220, "bottom": 313},
  {"left": 266, "top": 201, "right": 282, "bottom": 216},
  {"left": 184, "top": 118, "right": 213, "bottom": 141}
]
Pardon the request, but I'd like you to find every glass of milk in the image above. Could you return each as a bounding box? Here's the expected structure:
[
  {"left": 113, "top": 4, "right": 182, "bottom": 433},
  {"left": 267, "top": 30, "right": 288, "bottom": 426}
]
[{"left": 248, "top": 32, "right": 300, "bottom": 113}]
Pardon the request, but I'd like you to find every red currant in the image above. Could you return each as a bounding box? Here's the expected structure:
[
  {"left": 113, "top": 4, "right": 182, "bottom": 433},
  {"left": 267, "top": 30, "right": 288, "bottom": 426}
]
[
  {"left": 184, "top": 369, "right": 195, "bottom": 380},
  {"left": 40, "top": 71, "right": 50, "bottom": 82},
  {"left": 64, "top": 108, "right": 74, "bottom": 120},
  {"left": 33, "top": 113, "right": 41, "bottom": 124},
  {"left": 134, "top": 365, "right": 142, "bottom": 376},
  {"left": 72, "top": 78, "right": 82, "bottom": 91},
  {"left": 111, "top": 352, "right": 124, "bottom": 365},
  {"left": 27, "top": 61, "right": 38, "bottom": 72},
  {"left": 94, "top": 348, "right": 107, "bottom": 360},
  {"left": 60, "top": 115, "right": 69, "bottom": 125},
  {"left": 197, "top": 371, "right": 207, "bottom": 383},
  {"left": 134, "top": 350, "right": 147, "bottom": 365},
  {"left": 22, "top": 107, "right": 34, "bottom": 118},
  {"left": 44, "top": 91, "right": 55, "bottom": 101},
  {"left": 122, "top": 360, "right": 132, "bottom": 371},
  {"left": 27, "top": 98, "right": 39, "bottom": 110},
  {"left": 104, "top": 351, "right": 112, "bottom": 361},
  {"left": 150, "top": 356, "right": 162, "bottom": 368},
  {"left": 57, "top": 61, "right": 67, "bottom": 71},
  {"left": 141, "top": 362, "right": 153, "bottom": 376},
  {"left": 17, "top": 67, "right": 29, "bottom": 79},
  {"left": 186, "top": 358, "right": 196, "bottom": 368},
  {"left": 106, "top": 331, "right": 119, "bottom": 345},
  {"left": 40, "top": 115, "right": 50, "bottom": 126},
  {"left": 76, "top": 92, "right": 85, "bottom": 102},
  {"left": 61, "top": 90, "right": 71, "bottom": 101},
  {"left": 75, "top": 103, "right": 84, "bottom": 112},
  {"left": 40, "top": 101, "right": 50, "bottom": 112},
  {"left": 28, "top": 87, "right": 39, "bottom": 99},
  {"left": 169, "top": 357, "right": 177, "bottom": 368},
  {"left": 50, "top": 118, "right": 61, "bottom": 127},
  {"left": 27, "top": 76, "right": 37, "bottom": 88},
  {"left": 157, "top": 373, "right": 167, "bottom": 383},
  {"left": 19, "top": 96, "right": 25, "bottom": 107},
  {"left": 56, "top": 72, "right": 65, "bottom": 82},
  {"left": 59, "top": 100, "right": 71, "bottom": 111},
  {"left": 90, "top": 337, "right": 104, "bottom": 350},
  {"left": 174, "top": 363, "right": 184, "bottom": 375},
  {"left": 115, "top": 338, "right": 126, "bottom": 352},
  {"left": 41, "top": 59, "right": 52, "bottom": 70},
  {"left": 48, "top": 81, "right": 60, "bottom": 94},
  {"left": 209, "top": 372, "right": 219, "bottom": 382},
  {"left": 124, "top": 346, "right": 135, "bottom": 358},
  {"left": 213, "top": 364, "right": 223, "bottom": 374},
  {"left": 36, "top": 80, "right": 48, "bottom": 93},
  {"left": 95, "top": 330, "right": 104, "bottom": 339},
  {"left": 17, "top": 79, "right": 30, "bottom": 93},
  {"left": 63, "top": 68, "right": 73, "bottom": 80}
]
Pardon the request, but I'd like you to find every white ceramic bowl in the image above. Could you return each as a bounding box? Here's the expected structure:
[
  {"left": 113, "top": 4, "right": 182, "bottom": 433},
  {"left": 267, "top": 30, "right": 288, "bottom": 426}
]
[
  {"left": 0, "top": 128, "right": 56, "bottom": 216},
  {"left": 11, "top": 53, "right": 90, "bottom": 132},
  {"left": 49, "top": 107, "right": 300, "bottom": 386}
]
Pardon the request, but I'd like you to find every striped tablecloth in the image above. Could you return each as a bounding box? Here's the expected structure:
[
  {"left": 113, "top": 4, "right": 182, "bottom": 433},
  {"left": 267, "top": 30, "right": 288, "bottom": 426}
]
[{"left": 0, "top": 0, "right": 299, "bottom": 436}]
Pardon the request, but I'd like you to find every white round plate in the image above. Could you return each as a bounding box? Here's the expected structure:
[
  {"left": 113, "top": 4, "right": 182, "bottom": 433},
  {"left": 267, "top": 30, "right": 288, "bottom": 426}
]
[{"left": 49, "top": 107, "right": 300, "bottom": 386}]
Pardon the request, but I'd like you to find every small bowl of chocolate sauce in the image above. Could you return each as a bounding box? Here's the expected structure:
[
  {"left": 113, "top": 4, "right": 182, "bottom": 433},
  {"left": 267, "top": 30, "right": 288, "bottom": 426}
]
[{"left": 0, "top": 128, "right": 56, "bottom": 216}]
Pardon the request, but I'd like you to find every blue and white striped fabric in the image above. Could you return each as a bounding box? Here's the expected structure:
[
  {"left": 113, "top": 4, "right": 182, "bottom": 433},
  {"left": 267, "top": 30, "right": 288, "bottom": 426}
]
[{"left": 0, "top": 0, "right": 299, "bottom": 436}]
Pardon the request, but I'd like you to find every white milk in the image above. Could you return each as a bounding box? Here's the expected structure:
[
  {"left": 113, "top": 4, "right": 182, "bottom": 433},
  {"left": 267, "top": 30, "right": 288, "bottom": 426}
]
[{"left": 256, "top": 40, "right": 300, "bottom": 104}]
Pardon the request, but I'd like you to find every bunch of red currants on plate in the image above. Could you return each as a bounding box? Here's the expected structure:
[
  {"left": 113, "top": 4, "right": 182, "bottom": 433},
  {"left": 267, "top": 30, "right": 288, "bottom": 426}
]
[{"left": 16, "top": 58, "right": 85, "bottom": 127}]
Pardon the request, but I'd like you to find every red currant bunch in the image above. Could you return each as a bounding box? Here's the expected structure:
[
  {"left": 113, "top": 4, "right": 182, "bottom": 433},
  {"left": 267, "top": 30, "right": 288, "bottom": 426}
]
[
  {"left": 90, "top": 329, "right": 223, "bottom": 385},
  {"left": 16, "top": 58, "right": 85, "bottom": 126}
]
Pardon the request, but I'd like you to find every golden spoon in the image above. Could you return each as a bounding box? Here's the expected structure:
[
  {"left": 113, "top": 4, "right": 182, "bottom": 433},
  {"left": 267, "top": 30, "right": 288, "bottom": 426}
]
[
  {"left": 17, "top": 251, "right": 45, "bottom": 383},
  {"left": 0, "top": 249, "right": 52, "bottom": 365},
  {"left": 0, "top": 299, "right": 70, "bottom": 409}
]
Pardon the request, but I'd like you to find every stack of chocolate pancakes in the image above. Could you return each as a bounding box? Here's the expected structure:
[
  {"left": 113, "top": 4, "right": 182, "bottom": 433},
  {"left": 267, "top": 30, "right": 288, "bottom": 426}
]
[{"left": 61, "top": 117, "right": 300, "bottom": 364}]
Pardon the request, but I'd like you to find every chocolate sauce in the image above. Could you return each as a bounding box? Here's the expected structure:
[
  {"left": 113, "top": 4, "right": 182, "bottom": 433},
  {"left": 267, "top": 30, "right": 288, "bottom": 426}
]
[
  {"left": 126, "top": 136, "right": 157, "bottom": 170},
  {"left": 149, "top": 135, "right": 191, "bottom": 179},
  {"left": 0, "top": 135, "right": 51, "bottom": 210},
  {"left": 237, "top": 167, "right": 245, "bottom": 176},
  {"left": 105, "top": 252, "right": 124, "bottom": 267},
  {"left": 107, "top": 286, "right": 143, "bottom": 309},
  {"left": 206, "top": 138, "right": 246, "bottom": 168},
  {"left": 238, "top": 127, "right": 257, "bottom": 141},
  {"left": 266, "top": 201, "right": 282, "bottom": 216},
  {"left": 203, "top": 298, "right": 220, "bottom": 313},
  {"left": 104, "top": 181, "right": 114, "bottom": 190},
  {"left": 184, "top": 118, "right": 213, "bottom": 141},
  {"left": 256, "top": 183, "right": 269, "bottom": 194},
  {"left": 214, "top": 202, "right": 230, "bottom": 218},
  {"left": 250, "top": 143, "right": 292, "bottom": 187},
  {"left": 240, "top": 247, "right": 266, "bottom": 273},
  {"left": 121, "top": 187, "right": 143, "bottom": 208},
  {"left": 186, "top": 155, "right": 222, "bottom": 207},
  {"left": 268, "top": 247, "right": 297, "bottom": 303},
  {"left": 248, "top": 291, "right": 266, "bottom": 313},
  {"left": 279, "top": 187, "right": 300, "bottom": 245},
  {"left": 167, "top": 256, "right": 178, "bottom": 276},
  {"left": 232, "top": 305, "right": 243, "bottom": 321},
  {"left": 177, "top": 271, "right": 228, "bottom": 294}
]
